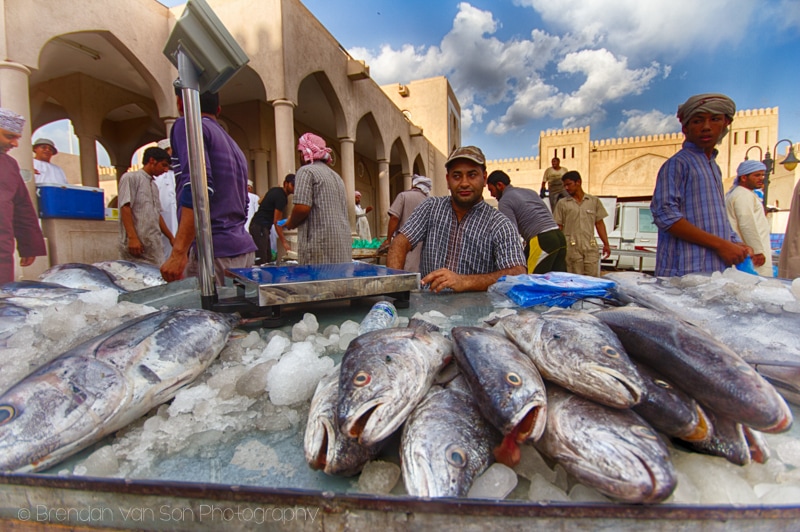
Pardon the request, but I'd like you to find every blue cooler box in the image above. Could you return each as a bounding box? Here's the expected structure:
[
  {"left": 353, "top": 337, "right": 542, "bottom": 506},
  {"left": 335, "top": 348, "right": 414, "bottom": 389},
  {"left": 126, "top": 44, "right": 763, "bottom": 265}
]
[{"left": 37, "top": 183, "right": 105, "bottom": 220}]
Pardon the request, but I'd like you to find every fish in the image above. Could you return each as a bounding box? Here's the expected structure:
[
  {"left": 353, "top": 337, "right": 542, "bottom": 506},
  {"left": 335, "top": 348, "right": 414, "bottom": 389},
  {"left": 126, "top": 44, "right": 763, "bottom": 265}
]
[
  {"left": 632, "top": 361, "right": 711, "bottom": 442},
  {"left": 451, "top": 326, "right": 546, "bottom": 467},
  {"left": 304, "top": 365, "right": 381, "bottom": 476},
  {"left": 501, "top": 309, "right": 645, "bottom": 409},
  {"left": 0, "top": 301, "right": 31, "bottom": 347},
  {"left": 0, "top": 280, "right": 88, "bottom": 308},
  {"left": 94, "top": 260, "right": 166, "bottom": 292},
  {"left": 535, "top": 385, "right": 676, "bottom": 504},
  {"left": 39, "top": 263, "right": 126, "bottom": 293},
  {"left": 337, "top": 323, "right": 452, "bottom": 446},
  {"left": 401, "top": 376, "right": 501, "bottom": 497},
  {"left": 594, "top": 306, "right": 793, "bottom": 434},
  {"left": 607, "top": 271, "right": 800, "bottom": 405},
  {"left": 680, "top": 409, "right": 771, "bottom": 466},
  {"left": 0, "top": 309, "right": 237, "bottom": 473}
]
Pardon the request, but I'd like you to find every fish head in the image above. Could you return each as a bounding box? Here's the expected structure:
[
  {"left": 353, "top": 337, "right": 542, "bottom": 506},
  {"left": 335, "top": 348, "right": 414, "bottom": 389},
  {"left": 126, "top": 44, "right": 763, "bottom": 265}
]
[
  {"left": 337, "top": 328, "right": 450, "bottom": 446},
  {"left": 404, "top": 439, "right": 475, "bottom": 498},
  {"left": 0, "top": 357, "right": 128, "bottom": 472}
]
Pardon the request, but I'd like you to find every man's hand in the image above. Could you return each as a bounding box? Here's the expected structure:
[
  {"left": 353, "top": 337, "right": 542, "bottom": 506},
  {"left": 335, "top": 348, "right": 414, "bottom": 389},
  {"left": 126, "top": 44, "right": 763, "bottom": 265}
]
[
  {"left": 161, "top": 252, "right": 188, "bottom": 282},
  {"left": 601, "top": 242, "right": 611, "bottom": 259},
  {"left": 716, "top": 241, "right": 751, "bottom": 266},
  {"left": 19, "top": 256, "right": 36, "bottom": 267},
  {"left": 422, "top": 268, "right": 465, "bottom": 293},
  {"left": 751, "top": 253, "right": 766, "bottom": 267},
  {"left": 127, "top": 236, "right": 144, "bottom": 257}
]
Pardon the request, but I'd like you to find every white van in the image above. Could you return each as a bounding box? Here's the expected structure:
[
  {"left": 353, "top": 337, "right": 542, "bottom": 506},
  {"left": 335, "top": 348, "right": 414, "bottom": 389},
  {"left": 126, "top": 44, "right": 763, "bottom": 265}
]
[{"left": 599, "top": 201, "right": 658, "bottom": 271}]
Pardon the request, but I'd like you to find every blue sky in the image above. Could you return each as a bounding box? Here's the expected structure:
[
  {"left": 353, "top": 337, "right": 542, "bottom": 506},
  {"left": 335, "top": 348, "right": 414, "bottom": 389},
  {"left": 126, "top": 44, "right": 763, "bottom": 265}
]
[{"left": 41, "top": 0, "right": 800, "bottom": 164}]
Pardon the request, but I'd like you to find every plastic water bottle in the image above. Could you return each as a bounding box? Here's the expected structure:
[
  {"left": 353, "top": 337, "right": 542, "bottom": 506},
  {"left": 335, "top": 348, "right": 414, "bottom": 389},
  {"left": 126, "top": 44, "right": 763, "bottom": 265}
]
[{"left": 358, "top": 301, "right": 398, "bottom": 335}]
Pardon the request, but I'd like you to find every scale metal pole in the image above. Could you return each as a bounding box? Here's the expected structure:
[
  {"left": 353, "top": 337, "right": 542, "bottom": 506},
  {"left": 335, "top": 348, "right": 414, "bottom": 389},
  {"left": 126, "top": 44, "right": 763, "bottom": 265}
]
[{"left": 176, "top": 45, "right": 217, "bottom": 308}]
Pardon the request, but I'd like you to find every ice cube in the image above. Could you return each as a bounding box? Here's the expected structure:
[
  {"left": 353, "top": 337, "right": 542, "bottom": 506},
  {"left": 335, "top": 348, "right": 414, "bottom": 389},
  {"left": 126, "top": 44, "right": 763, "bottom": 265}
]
[
  {"left": 467, "top": 463, "right": 518, "bottom": 499},
  {"left": 235, "top": 361, "right": 276, "bottom": 398},
  {"left": 758, "top": 484, "right": 800, "bottom": 505},
  {"left": 569, "top": 484, "right": 609, "bottom": 503},
  {"left": 776, "top": 439, "right": 800, "bottom": 468},
  {"left": 527, "top": 473, "right": 569, "bottom": 502},
  {"left": 261, "top": 334, "right": 291, "bottom": 361},
  {"left": 207, "top": 365, "right": 248, "bottom": 400},
  {"left": 514, "top": 445, "right": 556, "bottom": 483},
  {"left": 357, "top": 461, "right": 401, "bottom": 494},
  {"left": 340, "top": 320, "right": 360, "bottom": 336},
  {"left": 76, "top": 445, "right": 119, "bottom": 477},
  {"left": 266, "top": 345, "right": 335, "bottom": 405},
  {"left": 241, "top": 330, "right": 262, "bottom": 349}
]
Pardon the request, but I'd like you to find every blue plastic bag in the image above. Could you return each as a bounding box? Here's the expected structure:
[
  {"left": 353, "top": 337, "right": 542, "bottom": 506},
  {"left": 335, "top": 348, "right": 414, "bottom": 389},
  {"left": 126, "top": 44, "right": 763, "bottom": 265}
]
[
  {"left": 490, "top": 272, "right": 617, "bottom": 308},
  {"left": 735, "top": 256, "right": 759, "bottom": 276}
]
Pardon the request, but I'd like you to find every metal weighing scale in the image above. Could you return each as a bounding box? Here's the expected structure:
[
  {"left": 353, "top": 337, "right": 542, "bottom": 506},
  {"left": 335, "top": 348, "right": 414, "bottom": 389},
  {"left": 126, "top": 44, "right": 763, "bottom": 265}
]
[{"left": 211, "top": 262, "right": 420, "bottom": 325}]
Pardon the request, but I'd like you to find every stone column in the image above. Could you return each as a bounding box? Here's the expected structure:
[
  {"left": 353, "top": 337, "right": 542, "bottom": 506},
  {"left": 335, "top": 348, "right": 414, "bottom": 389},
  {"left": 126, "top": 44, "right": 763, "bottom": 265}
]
[
  {"left": 75, "top": 131, "right": 99, "bottom": 187},
  {"left": 163, "top": 118, "right": 176, "bottom": 139},
  {"left": 339, "top": 137, "right": 356, "bottom": 234},
  {"left": 0, "top": 61, "right": 34, "bottom": 194},
  {"left": 272, "top": 99, "right": 296, "bottom": 186},
  {"left": 403, "top": 172, "right": 412, "bottom": 191},
  {"left": 378, "top": 159, "right": 390, "bottom": 237}
]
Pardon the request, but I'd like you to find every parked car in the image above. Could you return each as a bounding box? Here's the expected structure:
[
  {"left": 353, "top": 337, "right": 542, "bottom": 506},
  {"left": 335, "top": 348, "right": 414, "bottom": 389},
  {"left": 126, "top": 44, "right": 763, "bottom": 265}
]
[{"left": 599, "top": 200, "right": 657, "bottom": 272}]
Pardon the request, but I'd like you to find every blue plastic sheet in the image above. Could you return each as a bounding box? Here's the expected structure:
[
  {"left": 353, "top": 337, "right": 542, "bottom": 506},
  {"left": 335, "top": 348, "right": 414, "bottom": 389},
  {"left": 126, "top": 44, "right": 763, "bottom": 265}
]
[{"left": 490, "top": 272, "right": 616, "bottom": 308}]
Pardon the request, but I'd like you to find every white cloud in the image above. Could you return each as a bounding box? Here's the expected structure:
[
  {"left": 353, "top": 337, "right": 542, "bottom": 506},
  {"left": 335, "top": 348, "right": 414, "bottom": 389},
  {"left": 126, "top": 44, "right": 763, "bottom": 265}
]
[
  {"left": 616, "top": 109, "right": 681, "bottom": 137},
  {"left": 352, "top": 2, "right": 664, "bottom": 139},
  {"left": 516, "top": 0, "right": 760, "bottom": 60}
]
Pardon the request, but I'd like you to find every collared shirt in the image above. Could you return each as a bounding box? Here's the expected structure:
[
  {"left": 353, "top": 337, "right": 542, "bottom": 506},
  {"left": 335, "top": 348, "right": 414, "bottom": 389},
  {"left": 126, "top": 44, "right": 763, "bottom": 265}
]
[
  {"left": 388, "top": 187, "right": 428, "bottom": 272},
  {"left": 117, "top": 169, "right": 164, "bottom": 266},
  {"left": 171, "top": 116, "right": 257, "bottom": 259},
  {"left": 553, "top": 193, "right": 607, "bottom": 250},
  {"left": 651, "top": 141, "right": 739, "bottom": 277},
  {"left": 498, "top": 184, "right": 559, "bottom": 241},
  {"left": 293, "top": 161, "right": 351, "bottom": 264},
  {"left": 726, "top": 186, "right": 772, "bottom": 276},
  {"left": 400, "top": 196, "right": 525, "bottom": 278}
]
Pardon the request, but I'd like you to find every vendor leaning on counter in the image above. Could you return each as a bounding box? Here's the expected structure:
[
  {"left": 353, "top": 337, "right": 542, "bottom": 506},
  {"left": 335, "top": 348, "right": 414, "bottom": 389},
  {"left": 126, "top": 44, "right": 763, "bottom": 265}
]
[
  {"left": 387, "top": 145, "right": 526, "bottom": 292},
  {"left": 0, "top": 108, "right": 47, "bottom": 284}
]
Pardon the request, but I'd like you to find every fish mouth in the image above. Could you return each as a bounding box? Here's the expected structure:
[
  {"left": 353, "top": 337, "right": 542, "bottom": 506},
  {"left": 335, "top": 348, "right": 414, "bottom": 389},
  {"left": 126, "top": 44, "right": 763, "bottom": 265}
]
[
  {"left": 680, "top": 405, "right": 712, "bottom": 442},
  {"left": 308, "top": 419, "right": 333, "bottom": 471},
  {"left": 343, "top": 398, "right": 383, "bottom": 443},
  {"left": 510, "top": 403, "right": 547, "bottom": 442},
  {"left": 590, "top": 365, "right": 643, "bottom": 406},
  {"left": 635, "top": 454, "right": 674, "bottom": 504}
]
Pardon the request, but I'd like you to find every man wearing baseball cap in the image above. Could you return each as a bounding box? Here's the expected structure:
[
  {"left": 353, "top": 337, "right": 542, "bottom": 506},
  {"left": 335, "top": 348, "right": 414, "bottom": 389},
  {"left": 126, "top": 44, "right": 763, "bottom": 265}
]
[
  {"left": 32, "top": 138, "right": 68, "bottom": 185},
  {"left": 0, "top": 108, "right": 47, "bottom": 283},
  {"left": 725, "top": 159, "right": 773, "bottom": 276},
  {"left": 387, "top": 145, "right": 526, "bottom": 292}
]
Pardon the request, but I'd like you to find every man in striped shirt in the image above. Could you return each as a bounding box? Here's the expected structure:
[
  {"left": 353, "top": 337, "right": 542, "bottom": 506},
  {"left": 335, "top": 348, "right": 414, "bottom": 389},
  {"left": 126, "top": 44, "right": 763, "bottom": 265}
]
[
  {"left": 651, "top": 93, "right": 751, "bottom": 277},
  {"left": 387, "top": 146, "right": 526, "bottom": 292}
]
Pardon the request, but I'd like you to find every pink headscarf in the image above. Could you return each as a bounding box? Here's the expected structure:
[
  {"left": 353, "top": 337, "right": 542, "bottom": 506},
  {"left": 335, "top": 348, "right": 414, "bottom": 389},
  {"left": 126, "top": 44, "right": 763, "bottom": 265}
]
[{"left": 297, "top": 132, "right": 332, "bottom": 164}]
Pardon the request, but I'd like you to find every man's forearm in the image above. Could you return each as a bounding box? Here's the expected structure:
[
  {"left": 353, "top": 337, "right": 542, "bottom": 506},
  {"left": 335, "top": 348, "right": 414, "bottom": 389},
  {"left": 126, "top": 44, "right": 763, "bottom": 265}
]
[
  {"left": 171, "top": 207, "right": 196, "bottom": 255},
  {"left": 458, "top": 265, "right": 525, "bottom": 292},
  {"left": 286, "top": 204, "right": 311, "bottom": 230},
  {"left": 387, "top": 233, "right": 411, "bottom": 269}
]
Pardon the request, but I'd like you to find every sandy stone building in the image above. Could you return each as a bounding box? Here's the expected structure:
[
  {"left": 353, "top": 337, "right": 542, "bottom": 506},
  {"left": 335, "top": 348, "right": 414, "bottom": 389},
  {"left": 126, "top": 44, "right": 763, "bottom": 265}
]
[{"left": 1, "top": 0, "right": 459, "bottom": 263}]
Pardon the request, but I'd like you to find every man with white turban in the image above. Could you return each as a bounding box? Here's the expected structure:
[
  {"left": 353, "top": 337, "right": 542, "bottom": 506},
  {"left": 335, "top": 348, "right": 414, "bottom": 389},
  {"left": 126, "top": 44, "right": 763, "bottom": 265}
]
[
  {"left": 651, "top": 93, "right": 751, "bottom": 276},
  {"left": 284, "top": 133, "right": 351, "bottom": 264},
  {"left": 725, "top": 160, "right": 773, "bottom": 276},
  {"left": 380, "top": 174, "right": 432, "bottom": 272},
  {"left": 354, "top": 190, "right": 372, "bottom": 241}
]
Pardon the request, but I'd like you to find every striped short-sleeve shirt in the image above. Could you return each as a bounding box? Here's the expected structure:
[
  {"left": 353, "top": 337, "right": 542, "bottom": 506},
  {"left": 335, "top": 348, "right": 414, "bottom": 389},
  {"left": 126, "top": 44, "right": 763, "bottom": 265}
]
[{"left": 400, "top": 197, "right": 525, "bottom": 278}]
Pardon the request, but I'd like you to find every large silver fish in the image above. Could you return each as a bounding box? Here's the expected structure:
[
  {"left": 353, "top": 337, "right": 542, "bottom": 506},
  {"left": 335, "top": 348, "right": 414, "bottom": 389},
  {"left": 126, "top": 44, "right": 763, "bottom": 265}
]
[
  {"left": 304, "top": 366, "right": 381, "bottom": 476},
  {"left": 401, "top": 376, "right": 501, "bottom": 497},
  {"left": 0, "top": 309, "right": 236, "bottom": 472},
  {"left": 0, "top": 301, "right": 30, "bottom": 347},
  {"left": 595, "top": 306, "right": 793, "bottom": 434},
  {"left": 501, "top": 309, "right": 645, "bottom": 409},
  {"left": 337, "top": 323, "right": 452, "bottom": 446},
  {"left": 607, "top": 271, "right": 800, "bottom": 405},
  {"left": 451, "top": 326, "right": 546, "bottom": 467},
  {"left": 94, "top": 260, "right": 166, "bottom": 292},
  {"left": 39, "top": 263, "right": 126, "bottom": 293},
  {"left": 0, "top": 280, "right": 88, "bottom": 308},
  {"left": 632, "top": 361, "right": 710, "bottom": 442},
  {"left": 535, "top": 385, "right": 676, "bottom": 504}
]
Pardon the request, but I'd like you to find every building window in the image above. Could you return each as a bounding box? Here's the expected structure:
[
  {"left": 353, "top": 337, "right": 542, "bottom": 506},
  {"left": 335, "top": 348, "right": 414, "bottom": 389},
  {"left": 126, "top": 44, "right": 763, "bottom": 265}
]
[
  {"left": 734, "top": 132, "right": 738, "bottom": 145},
  {"left": 562, "top": 148, "right": 566, "bottom": 159},
  {"left": 553, "top": 149, "right": 557, "bottom": 159},
  {"left": 745, "top": 131, "right": 749, "bottom": 144},
  {"left": 756, "top": 130, "right": 760, "bottom": 143},
  {"left": 571, "top": 147, "right": 575, "bottom": 159}
]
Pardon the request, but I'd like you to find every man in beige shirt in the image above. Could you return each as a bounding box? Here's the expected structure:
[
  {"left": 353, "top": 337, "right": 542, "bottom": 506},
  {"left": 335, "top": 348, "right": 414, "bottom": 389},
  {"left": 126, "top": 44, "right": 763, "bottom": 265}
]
[{"left": 541, "top": 157, "right": 569, "bottom": 211}]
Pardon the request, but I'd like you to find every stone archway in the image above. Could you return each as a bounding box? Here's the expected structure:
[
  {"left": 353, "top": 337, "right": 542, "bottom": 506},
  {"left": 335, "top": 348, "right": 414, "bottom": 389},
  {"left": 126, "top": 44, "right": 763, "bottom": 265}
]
[{"left": 600, "top": 154, "right": 669, "bottom": 197}]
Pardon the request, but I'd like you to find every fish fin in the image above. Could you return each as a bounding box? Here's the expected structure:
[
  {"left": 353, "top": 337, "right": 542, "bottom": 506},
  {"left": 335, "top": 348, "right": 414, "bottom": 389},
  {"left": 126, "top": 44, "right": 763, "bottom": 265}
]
[{"left": 408, "top": 318, "right": 440, "bottom": 332}]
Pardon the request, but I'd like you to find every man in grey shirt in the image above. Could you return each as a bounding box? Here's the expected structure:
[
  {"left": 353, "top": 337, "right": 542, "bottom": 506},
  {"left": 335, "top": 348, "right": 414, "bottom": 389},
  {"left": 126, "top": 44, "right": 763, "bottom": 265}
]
[{"left": 488, "top": 170, "right": 566, "bottom": 273}]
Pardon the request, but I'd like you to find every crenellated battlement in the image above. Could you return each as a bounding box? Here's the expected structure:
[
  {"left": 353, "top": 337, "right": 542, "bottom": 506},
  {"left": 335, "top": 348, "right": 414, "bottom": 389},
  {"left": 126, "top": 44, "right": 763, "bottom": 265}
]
[
  {"left": 735, "top": 107, "right": 778, "bottom": 117},
  {"left": 590, "top": 132, "right": 684, "bottom": 148},
  {"left": 540, "top": 126, "right": 590, "bottom": 137},
  {"left": 487, "top": 156, "right": 539, "bottom": 164}
]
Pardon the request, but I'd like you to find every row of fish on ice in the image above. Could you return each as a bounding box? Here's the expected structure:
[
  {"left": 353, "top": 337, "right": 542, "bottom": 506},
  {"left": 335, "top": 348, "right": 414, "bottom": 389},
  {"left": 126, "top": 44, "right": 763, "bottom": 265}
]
[{"left": 304, "top": 271, "right": 797, "bottom": 503}]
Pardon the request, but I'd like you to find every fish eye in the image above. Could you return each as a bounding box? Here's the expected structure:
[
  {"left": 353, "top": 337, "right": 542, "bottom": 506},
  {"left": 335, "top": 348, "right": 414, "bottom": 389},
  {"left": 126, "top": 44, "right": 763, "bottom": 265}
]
[
  {"left": 654, "top": 379, "right": 672, "bottom": 389},
  {"left": 505, "top": 372, "right": 522, "bottom": 386},
  {"left": 602, "top": 346, "right": 620, "bottom": 358},
  {"left": 353, "top": 371, "right": 371, "bottom": 387},
  {"left": 631, "top": 425, "right": 657, "bottom": 440},
  {"left": 445, "top": 445, "right": 466, "bottom": 468},
  {"left": 0, "top": 405, "right": 16, "bottom": 425}
]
